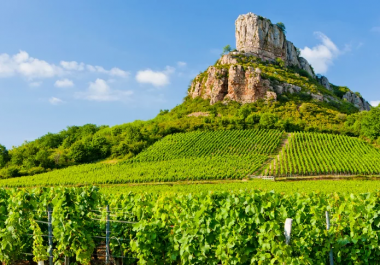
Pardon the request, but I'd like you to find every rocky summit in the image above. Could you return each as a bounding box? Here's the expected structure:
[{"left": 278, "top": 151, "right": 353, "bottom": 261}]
[{"left": 189, "top": 12, "right": 371, "bottom": 111}]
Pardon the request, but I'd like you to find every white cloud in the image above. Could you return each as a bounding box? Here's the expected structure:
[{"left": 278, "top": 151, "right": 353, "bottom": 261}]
[
  {"left": 0, "top": 51, "right": 129, "bottom": 81},
  {"left": 370, "top": 100, "right": 380, "bottom": 107},
  {"left": 60, "top": 61, "right": 85, "bottom": 71},
  {"left": 29, "top": 81, "right": 42, "bottom": 87},
  {"left": 49, "top": 97, "right": 64, "bottom": 105},
  {"left": 85, "top": 64, "right": 129, "bottom": 77},
  {"left": 0, "top": 51, "right": 63, "bottom": 79},
  {"left": 75, "top": 78, "right": 133, "bottom": 102},
  {"left": 300, "top": 32, "right": 347, "bottom": 74},
  {"left": 177, "top": 61, "right": 187, "bottom": 67},
  {"left": 136, "top": 66, "right": 175, "bottom": 87},
  {"left": 54, "top": 78, "right": 74, "bottom": 88}
]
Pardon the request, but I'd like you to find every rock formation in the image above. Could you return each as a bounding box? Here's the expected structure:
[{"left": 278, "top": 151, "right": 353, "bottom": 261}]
[
  {"left": 317, "top": 76, "right": 331, "bottom": 91},
  {"left": 235, "top": 12, "right": 315, "bottom": 77},
  {"left": 286, "top": 41, "right": 300, "bottom": 67},
  {"left": 188, "top": 12, "right": 371, "bottom": 111},
  {"left": 235, "top": 13, "right": 286, "bottom": 62},
  {"left": 189, "top": 65, "right": 274, "bottom": 105},
  {"left": 343, "top": 92, "right": 371, "bottom": 111}
]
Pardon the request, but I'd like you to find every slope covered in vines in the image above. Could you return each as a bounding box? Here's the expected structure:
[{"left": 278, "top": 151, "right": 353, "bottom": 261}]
[
  {"left": 267, "top": 132, "right": 380, "bottom": 177},
  {"left": 0, "top": 129, "right": 283, "bottom": 187}
]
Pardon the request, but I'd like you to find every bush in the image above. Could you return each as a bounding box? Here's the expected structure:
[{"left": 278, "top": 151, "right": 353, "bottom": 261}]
[{"left": 259, "top": 113, "right": 278, "bottom": 129}]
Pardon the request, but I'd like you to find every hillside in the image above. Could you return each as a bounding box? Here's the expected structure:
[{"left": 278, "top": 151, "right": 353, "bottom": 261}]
[
  {"left": 1, "top": 129, "right": 380, "bottom": 188},
  {"left": 0, "top": 12, "right": 380, "bottom": 180}
]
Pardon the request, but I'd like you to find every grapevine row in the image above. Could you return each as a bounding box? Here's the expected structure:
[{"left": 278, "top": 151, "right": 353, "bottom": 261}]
[{"left": 266, "top": 132, "right": 380, "bottom": 177}]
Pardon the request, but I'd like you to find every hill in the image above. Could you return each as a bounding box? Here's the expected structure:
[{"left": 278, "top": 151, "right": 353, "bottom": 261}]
[
  {"left": 1, "top": 129, "right": 380, "bottom": 188},
  {"left": 0, "top": 12, "right": 380, "bottom": 179}
]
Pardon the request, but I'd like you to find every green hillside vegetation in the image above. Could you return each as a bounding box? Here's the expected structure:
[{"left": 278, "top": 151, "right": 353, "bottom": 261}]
[
  {"left": 0, "top": 129, "right": 282, "bottom": 187},
  {"left": 1, "top": 56, "right": 380, "bottom": 179},
  {"left": 267, "top": 132, "right": 380, "bottom": 177}
]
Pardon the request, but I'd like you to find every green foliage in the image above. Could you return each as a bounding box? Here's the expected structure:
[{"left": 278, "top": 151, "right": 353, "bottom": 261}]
[
  {"left": 1, "top": 187, "right": 380, "bottom": 263},
  {"left": 276, "top": 22, "right": 286, "bottom": 34},
  {"left": 0, "top": 130, "right": 283, "bottom": 187},
  {"left": 268, "top": 131, "right": 380, "bottom": 176},
  {"left": 361, "top": 106, "right": 380, "bottom": 140},
  {"left": 0, "top": 145, "right": 9, "bottom": 168},
  {"left": 222, "top": 44, "right": 232, "bottom": 55},
  {"left": 259, "top": 113, "right": 278, "bottom": 129},
  {"left": 275, "top": 57, "right": 285, "bottom": 68}
]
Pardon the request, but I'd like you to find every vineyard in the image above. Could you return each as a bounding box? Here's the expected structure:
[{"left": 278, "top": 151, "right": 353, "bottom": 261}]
[
  {"left": 0, "top": 129, "right": 283, "bottom": 187},
  {"left": 133, "top": 129, "right": 283, "bottom": 162},
  {"left": 266, "top": 132, "right": 380, "bottom": 177},
  {"left": 1, "top": 186, "right": 380, "bottom": 264}
]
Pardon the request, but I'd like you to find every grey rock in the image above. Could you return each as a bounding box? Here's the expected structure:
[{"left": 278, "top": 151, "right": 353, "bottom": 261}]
[
  {"left": 343, "top": 92, "right": 371, "bottom": 111},
  {"left": 286, "top": 41, "right": 300, "bottom": 67},
  {"left": 318, "top": 76, "right": 331, "bottom": 91},
  {"left": 299, "top": 57, "right": 315, "bottom": 79},
  {"left": 235, "top": 12, "right": 286, "bottom": 62}
]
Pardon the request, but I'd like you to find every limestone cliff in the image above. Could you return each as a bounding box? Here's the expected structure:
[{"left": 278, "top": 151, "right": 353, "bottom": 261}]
[
  {"left": 189, "top": 63, "right": 275, "bottom": 105},
  {"left": 235, "top": 13, "right": 315, "bottom": 76},
  {"left": 188, "top": 12, "right": 371, "bottom": 111}
]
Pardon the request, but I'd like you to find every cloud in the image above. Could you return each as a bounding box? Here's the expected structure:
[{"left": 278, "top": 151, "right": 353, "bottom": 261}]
[
  {"left": 86, "top": 65, "right": 130, "bottom": 77},
  {"left": 300, "top": 32, "right": 347, "bottom": 74},
  {"left": 54, "top": 78, "right": 74, "bottom": 88},
  {"left": 29, "top": 81, "right": 42, "bottom": 87},
  {"left": 177, "top": 61, "right": 187, "bottom": 67},
  {"left": 0, "top": 51, "right": 63, "bottom": 79},
  {"left": 0, "top": 50, "right": 129, "bottom": 81},
  {"left": 60, "top": 61, "right": 85, "bottom": 71},
  {"left": 370, "top": 100, "right": 380, "bottom": 107},
  {"left": 136, "top": 66, "right": 175, "bottom": 87},
  {"left": 75, "top": 78, "right": 133, "bottom": 102},
  {"left": 49, "top": 97, "right": 64, "bottom": 105}
]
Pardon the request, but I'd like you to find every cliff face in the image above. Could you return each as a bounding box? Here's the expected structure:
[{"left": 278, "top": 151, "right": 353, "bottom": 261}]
[
  {"left": 189, "top": 63, "right": 275, "bottom": 105},
  {"left": 235, "top": 13, "right": 315, "bottom": 77},
  {"left": 235, "top": 13, "right": 286, "bottom": 62},
  {"left": 188, "top": 12, "right": 371, "bottom": 111},
  {"left": 343, "top": 92, "right": 371, "bottom": 111}
]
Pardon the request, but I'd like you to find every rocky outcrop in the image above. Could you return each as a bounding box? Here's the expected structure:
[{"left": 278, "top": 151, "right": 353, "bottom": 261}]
[
  {"left": 299, "top": 57, "right": 315, "bottom": 78},
  {"left": 235, "top": 13, "right": 286, "bottom": 62},
  {"left": 317, "top": 76, "right": 331, "bottom": 91},
  {"left": 286, "top": 41, "right": 300, "bottom": 67},
  {"left": 274, "top": 83, "right": 301, "bottom": 94},
  {"left": 189, "top": 12, "right": 371, "bottom": 111},
  {"left": 235, "top": 12, "right": 315, "bottom": 79},
  {"left": 219, "top": 54, "right": 238, "bottom": 65},
  {"left": 189, "top": 65, "right": 274, "bottom": 105},
  {"left": 343, "top": 92, "right": 371, "bottom": 111}
]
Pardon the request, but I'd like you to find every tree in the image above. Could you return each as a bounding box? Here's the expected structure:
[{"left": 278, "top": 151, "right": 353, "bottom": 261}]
[
  {"left": 0, "top": 144, "right": 9, "bottom": 168},
  {"left": 361, "top": 106, "right": 380, "bottom": 139},
  {"left": 259, "top": 113, "right": 278, "bottom": 129},
  {"left": 276, "top": 22, "right": 286, "bottom": 34},
  {"left": 222, "top": 45, "right": 232, "bottom": 55}
]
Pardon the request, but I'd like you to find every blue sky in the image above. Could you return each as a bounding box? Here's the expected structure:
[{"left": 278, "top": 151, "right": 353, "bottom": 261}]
[{"left": 1, "top": 0, "right": 380, "bottom": 149}]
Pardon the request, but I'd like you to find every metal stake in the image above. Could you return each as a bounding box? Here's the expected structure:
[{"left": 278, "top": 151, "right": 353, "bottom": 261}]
[
  {"left": 326, "top": 211, "right": 334, "bottom": 265},
  {"left": 106, "top": 205, "right": 110, "bottom": 264},
  {"left": 48, "top": 205, "right": 53, "bottom": 265}
]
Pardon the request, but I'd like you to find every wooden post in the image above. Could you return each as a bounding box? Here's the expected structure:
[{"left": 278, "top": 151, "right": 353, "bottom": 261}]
[
  {"left": 48, "top": 205, "right": 53, "bottom": 265},
  {"left": 326, "top": 211, "right": 334, "bottom": 265},
  {"left": 284, "top": 218, "right": 293, "bottom": 245},
  {"left": 64, "top": 256, "right": 70, "bottom": 265},
  {"left": 106, "top": 205, "right": 110, "bottom": 264}
]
